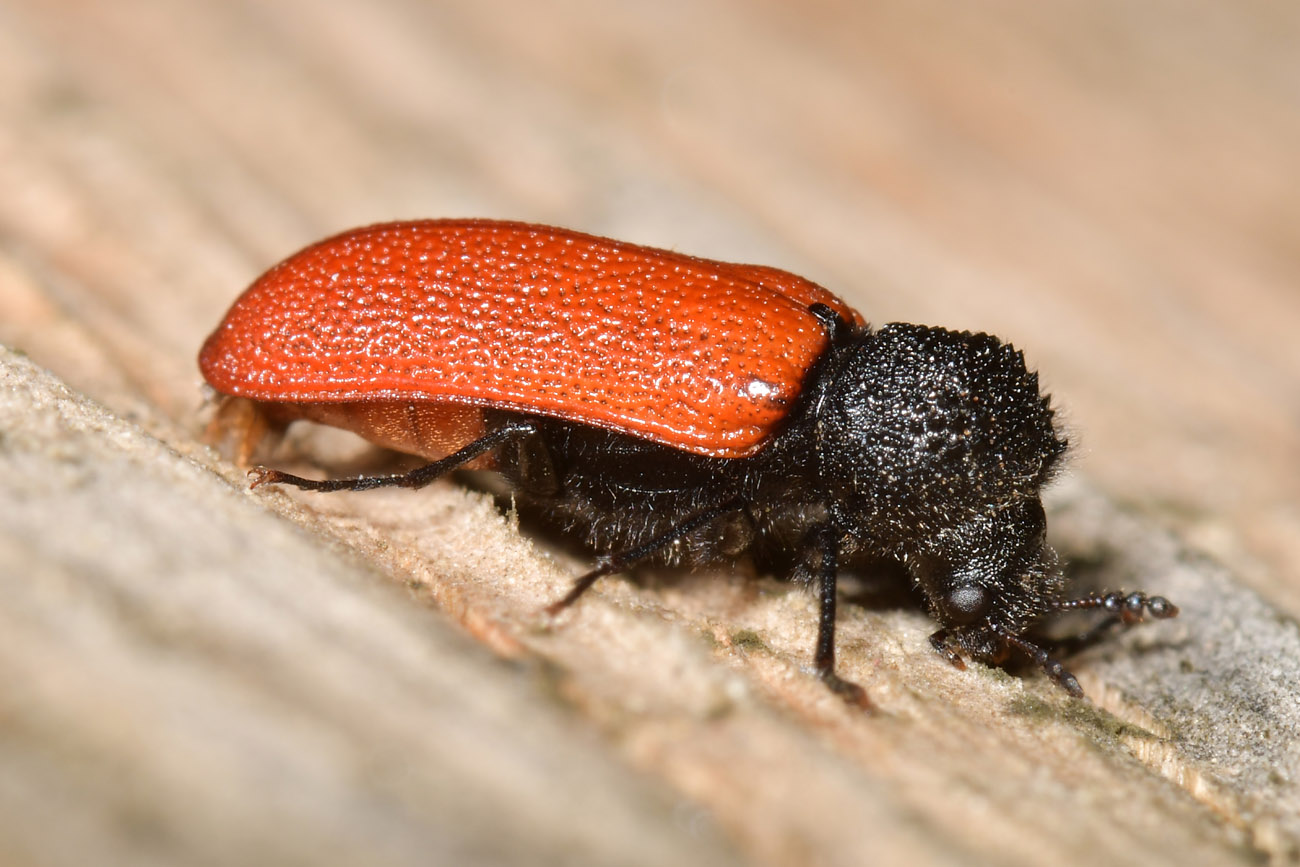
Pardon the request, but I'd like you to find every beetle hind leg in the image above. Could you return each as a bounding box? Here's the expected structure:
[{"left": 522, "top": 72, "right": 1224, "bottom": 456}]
[{"left": 249, "top": 421, "right": 538, "bottom": 493}]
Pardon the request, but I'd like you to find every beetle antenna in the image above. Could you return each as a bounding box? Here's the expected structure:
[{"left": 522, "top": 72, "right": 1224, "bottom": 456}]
[
  {"left": 1045, "top": 590, "right": 1179, "bottom": 655},
  {"left": 1051, "top": 590, "right": 1178, "bottom": 622}
]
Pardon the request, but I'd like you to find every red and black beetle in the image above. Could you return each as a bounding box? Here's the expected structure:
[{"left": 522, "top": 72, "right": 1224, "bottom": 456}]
[{"left": 200, "top": 219, "right": 1176, "bottom": 701}]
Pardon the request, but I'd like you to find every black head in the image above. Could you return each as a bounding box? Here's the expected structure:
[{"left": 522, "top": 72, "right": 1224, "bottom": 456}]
[{"left": 818, "top": 322, "right": 1068, "bottom": 662}]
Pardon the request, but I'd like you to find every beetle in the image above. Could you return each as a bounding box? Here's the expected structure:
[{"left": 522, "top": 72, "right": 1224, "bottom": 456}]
[{"left": 199, "top": 219, "right": 1177, "bottom": 703}]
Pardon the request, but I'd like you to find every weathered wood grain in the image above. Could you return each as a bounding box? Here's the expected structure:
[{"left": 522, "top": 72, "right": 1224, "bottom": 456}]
[
  {"left": 0, "top": 347, "right": 747, "bottom": 867},
  {"left": 1, "top": 1, "right": 1297, "bottom": 864}
]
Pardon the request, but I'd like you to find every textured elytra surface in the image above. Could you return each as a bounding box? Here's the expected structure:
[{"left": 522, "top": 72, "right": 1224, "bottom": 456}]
[{"left": 199, "top": 220, "right": 861, "bottom": 458}]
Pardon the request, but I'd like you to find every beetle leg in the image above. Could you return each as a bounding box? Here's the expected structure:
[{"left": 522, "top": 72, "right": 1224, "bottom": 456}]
[
  {"left": 205, "top": 395, "right": 286, "bottom": 466},
  {"left": 808, "top": 527, "right": 870, "bottom": 707},
  {"left": 248, "top": 421, "right": 538, "bottom": 492},
  {"left": 928, "top": 630, "right": 967, "bottom": 670},
  {"left": 545, "top": 496, "right": 748, "bottom": 615},
  {"left": 810, "top": 526, "right": 840, "bottom": 676},
  {"left": 997, "top": 629, "right": 1084, "bottom": 697}
]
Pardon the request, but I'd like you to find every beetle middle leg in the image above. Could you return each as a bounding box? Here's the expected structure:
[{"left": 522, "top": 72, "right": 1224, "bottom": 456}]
[{"left": 545, "top": 496, "right": 749, "bottom": 614}]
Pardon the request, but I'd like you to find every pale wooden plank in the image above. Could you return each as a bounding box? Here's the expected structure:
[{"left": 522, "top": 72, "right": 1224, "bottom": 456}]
[{"left": 1, "top": 0, "right": 1297, "bottom": 864}]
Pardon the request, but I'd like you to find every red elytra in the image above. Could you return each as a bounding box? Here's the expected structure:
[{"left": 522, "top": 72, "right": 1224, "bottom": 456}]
[{"left": 199, "top": 219, "right": 862, "bottom": 460}]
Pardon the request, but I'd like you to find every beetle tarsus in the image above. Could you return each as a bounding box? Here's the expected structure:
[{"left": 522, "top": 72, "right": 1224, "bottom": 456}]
[
  {"left": 248, "top": 467, "right": 288, "bottom": 489},
  {"left": 819, "top": 669, "right": 872, "bottom": 709},
  {"left": 1000, "top": 630, "right": 1085, "bottom": 698},
  {"left": 929, "top": 630, "right": 967, "bottom": 670},
  {"left": 1038, "top": 655, "right": 1084, "bottom": 697},
  {"left": 248, "top": 466, "right": 368, "bottom": 492},
  {"left": 545, "top": 560, "right": 613, "bottom": 615}
]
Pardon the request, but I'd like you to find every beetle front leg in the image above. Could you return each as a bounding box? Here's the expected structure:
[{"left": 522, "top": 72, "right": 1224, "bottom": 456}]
[
  {"left": 997, "top": 629, "right": 1084, "bottom": 698},
  {"left": 808, "top": 526, "right": 870, "bottom": 708},
  {"left": 928, "top": 629, "right": 967, "bottom": 670}
]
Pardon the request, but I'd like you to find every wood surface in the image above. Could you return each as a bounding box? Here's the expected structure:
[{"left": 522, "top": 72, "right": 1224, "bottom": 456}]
[{"left": 1, "top": 1, "right": 1298, "bottom": 865}]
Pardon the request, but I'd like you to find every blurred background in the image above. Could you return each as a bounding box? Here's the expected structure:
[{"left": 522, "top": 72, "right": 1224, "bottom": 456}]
[{"left": 1, "top": 1, "right": 1298, "bottom": 863}]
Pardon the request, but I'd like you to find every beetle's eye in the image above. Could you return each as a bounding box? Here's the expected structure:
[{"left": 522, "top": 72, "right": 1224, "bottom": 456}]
[{"left": 945, "top": 584, "right": 991, "bottom": 624}]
